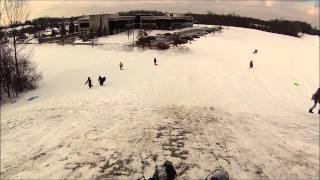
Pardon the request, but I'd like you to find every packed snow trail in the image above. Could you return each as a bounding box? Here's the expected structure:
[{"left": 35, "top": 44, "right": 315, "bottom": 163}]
[{"left": 1, "top": 27, "right": 319, "bottom": 179}]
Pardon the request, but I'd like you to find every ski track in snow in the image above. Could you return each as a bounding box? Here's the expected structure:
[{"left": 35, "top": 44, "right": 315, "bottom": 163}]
[{"left": 1, "top": 26, "right": 319, "bottom": 179}]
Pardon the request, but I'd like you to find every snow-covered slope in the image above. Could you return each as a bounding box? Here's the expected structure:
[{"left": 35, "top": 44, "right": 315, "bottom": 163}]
[{"left": 1, "top": 27, "right": 319, "bottom": 179}]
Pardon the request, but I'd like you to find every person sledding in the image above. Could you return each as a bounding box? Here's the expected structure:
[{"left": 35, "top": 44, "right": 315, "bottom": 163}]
[
  {"left": 85, "top": 77, "right": 93, "bottom": 88},
  {"left": 309, "top": 88, "right": 320, "bottom": 114},
  {"left": 98, "top": 76, "right": 106, "bottom": 86},
  {"left": 119, "top": 62, "right": 123, "bottom": 70}
]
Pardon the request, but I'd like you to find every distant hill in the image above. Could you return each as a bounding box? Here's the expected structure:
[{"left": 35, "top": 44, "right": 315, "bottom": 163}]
[{"left": 186, "top": 12, "right": 320, "bottom": 37}]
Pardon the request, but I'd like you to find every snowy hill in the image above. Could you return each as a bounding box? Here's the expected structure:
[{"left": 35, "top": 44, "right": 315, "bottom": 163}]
[{"left": 1, "top": 26, "right": 319, "bottom": 179}]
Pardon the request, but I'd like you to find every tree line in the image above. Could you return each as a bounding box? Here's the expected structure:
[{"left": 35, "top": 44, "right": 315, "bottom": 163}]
[
  {"left": 185, "top": 12, "right": 320, "bottom": 37},
  {"left": 0, "top": 16, "right": 78, "bottom": 38},
  {"left": 119, "top": 10, "right": 166, "bottom": 16}
]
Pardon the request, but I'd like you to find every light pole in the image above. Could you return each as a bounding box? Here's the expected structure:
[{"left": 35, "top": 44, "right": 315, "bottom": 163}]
[
  {"left": 132, "top": 23, "right": 134, "bottom": 46},
  {"left": 127, "top": 20, "right": 137, "bottom": 47}
]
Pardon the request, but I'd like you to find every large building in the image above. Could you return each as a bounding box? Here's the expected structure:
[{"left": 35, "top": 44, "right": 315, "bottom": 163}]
[
  {"left": 78, "top": 13, "right": 193, "bottom": 35},
  {"left": 78, "top": 14, "right": 134, "bottom": 35},
  {"left": 139, "top": 14, "right": 193, "bottom": 30}
]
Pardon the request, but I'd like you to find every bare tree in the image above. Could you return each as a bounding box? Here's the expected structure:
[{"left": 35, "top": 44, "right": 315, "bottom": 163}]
[
  {"left": 0, "top": 36, "right": 15, "bottom": 99},
  {"left": 0, "top": 33, "right": 42, "bottom": 102},
  {"left": 0, "top": 0, "right": 3, "bottom": 26},
  {"left": 3, "top": 0, "right": 30, "bottom": 95},
  {"left": 136, "top": 30, "right": 148, "bottom": 49}
]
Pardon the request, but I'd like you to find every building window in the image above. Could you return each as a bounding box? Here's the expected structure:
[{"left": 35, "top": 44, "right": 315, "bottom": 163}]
[{"left": 80, "top": 23, "right": 89, "bottom": 28}]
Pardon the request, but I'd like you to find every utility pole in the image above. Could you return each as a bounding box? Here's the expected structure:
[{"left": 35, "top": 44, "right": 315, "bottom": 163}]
[{"left": 127, "top": 20, "right": 135, "bottom": 46}]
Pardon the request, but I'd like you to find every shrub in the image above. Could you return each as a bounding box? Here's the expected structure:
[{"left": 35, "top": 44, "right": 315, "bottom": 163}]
[{"left": 0, "top": 33, "right": 42, "bottom": 100}]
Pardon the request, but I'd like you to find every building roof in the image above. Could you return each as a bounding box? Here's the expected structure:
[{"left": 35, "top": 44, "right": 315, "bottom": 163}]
[
  {"left": 109, "top": 16, "right": 135, "bottom": 21},
  {"left": 78, "top": 16, "right": 89, "bottom": 21}
]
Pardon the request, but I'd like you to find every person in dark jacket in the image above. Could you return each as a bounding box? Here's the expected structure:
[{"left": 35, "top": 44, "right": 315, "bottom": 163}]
[
  {"left": 98, "top": 76, "right": 106, "bottom": 86},
  {"left": 85, "top": 77, "right": 93, "bottom": 88},
  {"left": 250, "top": 60, "right": 253, "bottom": 68},
  {"left": 154, "top": 57, "right": 158, "bottom": 66},
  {"left": 309, "top": 88, "right": 320, "bottom": 114},
  {"left": 119, "top": 62, "right": 123, "bottom": 70}
]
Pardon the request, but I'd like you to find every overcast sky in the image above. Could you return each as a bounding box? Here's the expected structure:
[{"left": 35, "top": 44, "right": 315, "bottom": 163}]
[{"left": 28, "top": 0, "right": 319, "bottom": 28}]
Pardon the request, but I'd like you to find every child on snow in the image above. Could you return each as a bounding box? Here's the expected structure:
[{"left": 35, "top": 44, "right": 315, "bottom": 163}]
[
  {"left": 98, "top": 76, "right": 106, "bottom": 86},
  {"left": 85, "top": 77, "right": 93, "bottom": 88},
  {"left": 250, "top": 60, "right": 253, "bottom": 68},
  {"left": 309, "top": 88, "right": 320, "bottom": 114}
]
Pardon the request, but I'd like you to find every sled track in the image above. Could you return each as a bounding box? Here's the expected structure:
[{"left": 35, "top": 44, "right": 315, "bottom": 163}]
[{"left": 1, "top": 104, "right": 318, "bottom": 179}]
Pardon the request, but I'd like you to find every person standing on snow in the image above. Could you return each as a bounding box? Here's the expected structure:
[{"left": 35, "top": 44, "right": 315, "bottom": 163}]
[
  {"left": 154, "top": 57, "right": 158, "bottom": 66},
  {"left": 98, "top": 76, "right": 106, "bottom": 86},
  {"left": 119, "top": 62, "right": 123, "bottom": 70},
  {"left": 309, "top": 88, "right": 320, "bottom": 114},
  {"left": 85, "top": 77, "right": 93, "bottom": 88},
  {"left": 249, "top": 60, "right": 253, "bottom": 68}
]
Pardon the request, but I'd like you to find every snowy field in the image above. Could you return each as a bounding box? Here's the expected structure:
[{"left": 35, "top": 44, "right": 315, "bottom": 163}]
[{"left": 1, "top": 26, "right": 319, "bottom": 179}]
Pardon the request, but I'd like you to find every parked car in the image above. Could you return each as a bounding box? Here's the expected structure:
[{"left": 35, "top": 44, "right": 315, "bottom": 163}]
[
  {"left": 192, "top": 34, "right": 200, "bottom": 38},
  {"left": 157, "top": 42, "right": 170, "bottom": 49},
  {"left": 182, "top": 36, "right": 194, "bottom": 41}
]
